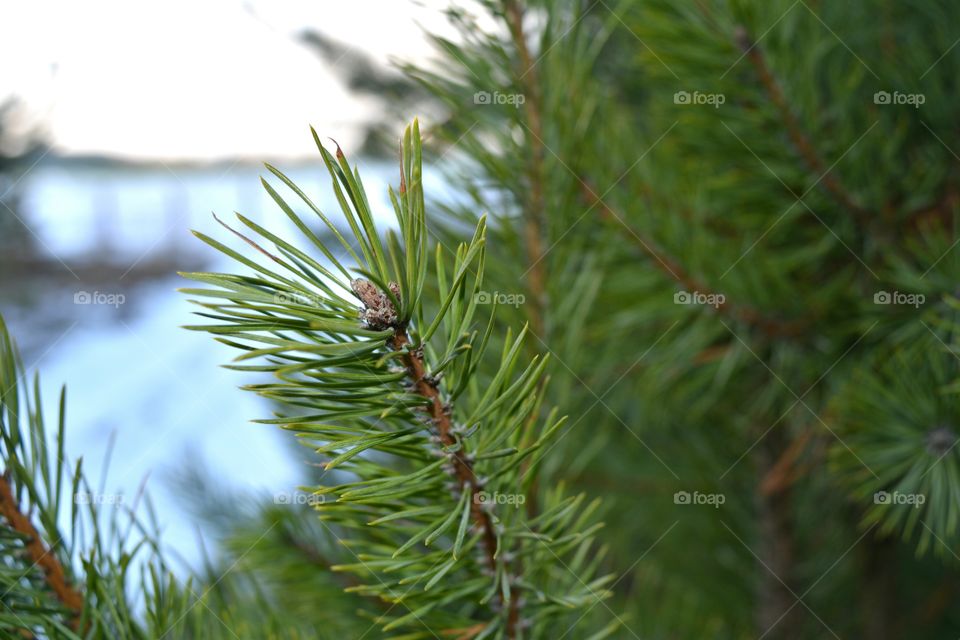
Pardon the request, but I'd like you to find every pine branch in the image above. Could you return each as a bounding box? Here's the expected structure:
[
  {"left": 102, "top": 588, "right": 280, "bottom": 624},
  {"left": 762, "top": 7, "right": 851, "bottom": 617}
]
[
  {"left": 182, "top": 120, "right": 612, "bottom": 638},
  {"left": 734, "top": 26, "right": 870, "bottom": 222},
  {"left": 391, "top": 326, "right": 521, "bottom": 636},
  {"left": 1, "top": 315, "right": 305, "bottom": 638},
  {"left": 0, "top": 474, "right": 83, "bottom": 629},
  {"left": 505, "top": 0, "right": 548, "bottom": 337},
  {"left": 583, "top": 182, "right": 810, "bottom": 337}
]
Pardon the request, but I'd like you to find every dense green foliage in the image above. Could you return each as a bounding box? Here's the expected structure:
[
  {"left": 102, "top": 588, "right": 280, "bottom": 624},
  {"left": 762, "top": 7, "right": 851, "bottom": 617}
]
[
  {"left": 5, "top": 1, "right": 960, "bottom": 638},
  {"left": 404, "top": 0, "right": 960, "bottom": 638}
]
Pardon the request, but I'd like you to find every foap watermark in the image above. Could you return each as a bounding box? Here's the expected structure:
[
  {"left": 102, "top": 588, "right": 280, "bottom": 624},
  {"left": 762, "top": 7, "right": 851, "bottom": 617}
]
[
  {"left": 475, "top": 490, "right": 526, "bottom": 508},
  {"left": 474, "top": 90, "right": 526, "bottom": 108},
  {"left": 674, "top": 290, "right": 725, "bottom": 309},
  {"left": 674, "top": 490, "right": 725, "bottom": 508},
  {"left": 674, "top": 90, "right": 725, "bottom": 108},
  {"left": 74, "top": 290, "right": 126, "bottom": 308},
  {"left": 74, "top": 492, "right": 124, "bottom": 506},
  {"left": 274, "top": 291, "right": 322, "bottom": 306},
  {"left": 873, "top": 90, "right": 925, "bottom": 108},
  {"left": 474, "top": 290, "right": 526, "bottom": 308},
  {"left": 274, "top": 491, "right": 325, "bottom": 506},
  {"left": 874, "top": 490, "right": 925, "bottom": 508},
  {"left": 873, "top": 290, "right": 924, "bottom": 308}
]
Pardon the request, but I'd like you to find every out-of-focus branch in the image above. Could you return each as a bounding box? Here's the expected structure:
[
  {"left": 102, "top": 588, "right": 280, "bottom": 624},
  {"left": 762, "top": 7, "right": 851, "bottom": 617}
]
[
  {"left": 735, "top": 27, "right": 870, "bottom": 222},
  {"left": 754, "top": 432, "right": 800, "bottom": 640},
  {"left": 582, "top": 183, "right": 810, "bottom": 338},
  {"left": 0, "top": 474, "right": 83, "bottom": 630},
  {"left": 505, "top": 0, "right": 548, "bottom": 337}
]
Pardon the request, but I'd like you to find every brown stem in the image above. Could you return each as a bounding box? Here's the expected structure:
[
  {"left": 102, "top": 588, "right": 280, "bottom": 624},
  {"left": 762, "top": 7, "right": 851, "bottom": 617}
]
[
  {"left": 916, "top": 574, "right": 957, "bottom": 627},
  {"left": 859, "top": 535, "right": 896, "bottom": 640},
  {"left": 903, "top": 185, "right": 959, "bottom": 233},
  {"left": 754, "top": 432, "right": 800, "bottom": 640},
  {"left": 505, "top": 0, "right": 547, "bottom": 338},
  {"left": 443, "top": 622, "right": 489, "bottom": 639},
  {"left": 391, "top": 330, "right": 521, "bottom": 637},
  {"left": 583, "top": 183, "right": 810, "bottom": 338},
  {"left": 735, "top": 27, "right": 869, "bottom": 221},
  {"left": 759, "top": 430, "right": 814, "bottom": 496},
  {"left": 0, "top": 474, "right": 83, "bottom": 630}
]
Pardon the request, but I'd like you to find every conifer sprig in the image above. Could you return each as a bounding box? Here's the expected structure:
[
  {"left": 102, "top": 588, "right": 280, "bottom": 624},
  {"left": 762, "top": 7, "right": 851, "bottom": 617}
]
[
  {"left": 0, "top": 316, "right": 257, "bottom": 639},
  {"left": 181, "top": 120, "right": 613, "bottom": 638}
]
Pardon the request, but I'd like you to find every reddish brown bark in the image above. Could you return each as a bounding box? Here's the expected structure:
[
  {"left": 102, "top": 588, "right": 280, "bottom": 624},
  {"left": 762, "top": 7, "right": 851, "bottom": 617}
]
[
  {"left": 391, "top": 330, "right": 521, "bottom": 637},
  {"left": 0, "top": 475, "right": 83, "bottom": 630}
]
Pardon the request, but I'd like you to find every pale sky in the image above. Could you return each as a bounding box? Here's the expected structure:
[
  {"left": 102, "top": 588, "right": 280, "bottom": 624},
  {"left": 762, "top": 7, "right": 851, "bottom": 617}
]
[{"left": 0, "top": 0, "right": 474, "bottom": 160}]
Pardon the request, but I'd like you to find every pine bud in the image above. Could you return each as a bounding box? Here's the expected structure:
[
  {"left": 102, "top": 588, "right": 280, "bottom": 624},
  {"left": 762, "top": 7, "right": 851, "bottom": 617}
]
[
  {"left": 351, "top": 279, "right": 401, "bottom": 329},
  {"left": 926, "top": 425, "right": 956, "bottom": 456}
]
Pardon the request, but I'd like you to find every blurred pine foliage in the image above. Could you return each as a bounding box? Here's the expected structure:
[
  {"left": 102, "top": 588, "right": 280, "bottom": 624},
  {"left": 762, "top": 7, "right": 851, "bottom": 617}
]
[
  {"left": 402, "top": 0, "right": 960, "bottom": 638},
  {"left": 4, "top": 1, "right": 960, "bottom": 638}
]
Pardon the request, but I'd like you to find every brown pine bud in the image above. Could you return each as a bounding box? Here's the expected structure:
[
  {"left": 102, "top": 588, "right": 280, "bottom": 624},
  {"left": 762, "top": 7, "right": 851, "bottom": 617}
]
[{"left": 350, "top": 279, "right": 401, "bottom": 330}]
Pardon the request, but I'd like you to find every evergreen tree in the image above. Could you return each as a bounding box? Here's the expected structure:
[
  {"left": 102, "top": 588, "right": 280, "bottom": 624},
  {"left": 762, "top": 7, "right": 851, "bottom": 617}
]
[
  {"left": 5, "top": 1, "right": 960, "bottom": 638},
  {"left": 403, "top": 0, "right": 960, "bottom": 638}
]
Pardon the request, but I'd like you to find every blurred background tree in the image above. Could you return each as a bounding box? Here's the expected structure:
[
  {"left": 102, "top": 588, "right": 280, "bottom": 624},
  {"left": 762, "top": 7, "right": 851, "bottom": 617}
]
[
  {"left": 175, "top": 1, "right": 960, "bottom": 637},
  {"left": 127, "top": 1, "right": 960, "bottom": 637},
  {"left": 0, "top": 98, "right": 46, "bottom": 265},
  {"left": 298, "top": 30, "right": 428, "bottom": 157},
  {"left": 398, "top": 0, "right": 960, "bottom": 638}
]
